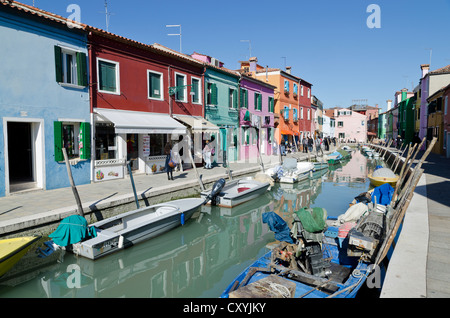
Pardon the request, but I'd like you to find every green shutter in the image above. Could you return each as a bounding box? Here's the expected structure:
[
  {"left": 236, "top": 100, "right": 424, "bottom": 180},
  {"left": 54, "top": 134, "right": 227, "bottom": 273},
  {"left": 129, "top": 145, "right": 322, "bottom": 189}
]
[
  {"left": 54, "top": 121, "right": 63, "bottom": 161},
  {"left": 233, "top": 90, "right": 237, "bottom": 108},
  {"left": 192, "top": 79, "right": 198, "bottom": 102},
  {"left": 54, "top": 46, "right": 63, "bottom": 83},
  {"left": 258, "top": 94, "right": 262, "bottom": 111},
  {"left": 80, "top": 122, "right": 91, "bottom": 160},
  {"left": 212, "top": 83, "right": 218, "bottom": 105},
  {"left": 99, "top": 61, "right": 116, "bottom": 92},
  {"left": 240, "top": 89, "right": 244, "bottom": 108},
  {"left": 149, "top": 73, "right": 161, "bottom": 98},
  {"left": 76, "top": 52, "right": 88, "bottom": 87}
]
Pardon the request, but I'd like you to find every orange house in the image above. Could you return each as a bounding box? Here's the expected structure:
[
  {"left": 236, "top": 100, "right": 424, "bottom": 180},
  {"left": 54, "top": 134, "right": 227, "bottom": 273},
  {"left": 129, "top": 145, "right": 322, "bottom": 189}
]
[{"left": 239, "top": 58, "right": 312, "bottom": 148}]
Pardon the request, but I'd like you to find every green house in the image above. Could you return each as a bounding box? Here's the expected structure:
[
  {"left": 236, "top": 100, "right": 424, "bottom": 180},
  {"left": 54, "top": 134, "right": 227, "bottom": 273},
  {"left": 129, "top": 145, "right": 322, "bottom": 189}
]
[
  {"left": 203, "top": 65, "right": 240, "bottom": 164},
  {"left": 398, "top": 96, "right": 416, "bottom": 145}
]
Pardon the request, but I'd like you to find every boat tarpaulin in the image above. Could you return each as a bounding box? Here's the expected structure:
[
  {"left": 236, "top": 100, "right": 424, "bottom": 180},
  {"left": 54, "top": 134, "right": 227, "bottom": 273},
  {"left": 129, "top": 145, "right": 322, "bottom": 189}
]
[
  {"left": 262, "top": 212, "right": 294, "bottom": 243},
  {"left": 49, "top": 215, "right": 97, "bottom": 247},
  {"left": 294, "top": 207, "right": 327, "bottom": 233},
  {"left": 371, "top": 183, "right": 394, "bottom": 206}
]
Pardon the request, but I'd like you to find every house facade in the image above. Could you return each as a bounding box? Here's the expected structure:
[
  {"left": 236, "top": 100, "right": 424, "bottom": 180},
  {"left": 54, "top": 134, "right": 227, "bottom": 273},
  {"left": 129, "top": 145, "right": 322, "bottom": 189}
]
[
  {"left": 322, "top": 114, "right": 335, "bottom": 138},
  {"left": 88, "top": 29, "right": 205, "bottom": 181},
  {"left": 398, "top": 95, "right": 416, "bottom": 145},
  {"left": 419, "top": 64, "right": 450, "bottom": 149},
  {"left": 427, "top": 87, "right": 446, "bottom": 154},
  {"left": 192, "top": 53, "right": 240, "bottom": 164},
  {"left": 237, "top": 72, "right": 276, "bottom": 160},
  {"left": 333, "top": 108, "right": 367, "bottom": 142},
  {"left": 0, "top": 2, "right": 91, "bottom": 197}
]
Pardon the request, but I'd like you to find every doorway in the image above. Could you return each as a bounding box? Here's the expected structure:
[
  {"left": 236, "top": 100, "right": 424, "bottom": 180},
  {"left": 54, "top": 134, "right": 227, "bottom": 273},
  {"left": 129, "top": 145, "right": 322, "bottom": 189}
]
[
  {"left": 7, "top": 122, "right": 34, "bottom": 192},
  {"left": 126, "top": 133, "right": 139, "bottom": 170}
]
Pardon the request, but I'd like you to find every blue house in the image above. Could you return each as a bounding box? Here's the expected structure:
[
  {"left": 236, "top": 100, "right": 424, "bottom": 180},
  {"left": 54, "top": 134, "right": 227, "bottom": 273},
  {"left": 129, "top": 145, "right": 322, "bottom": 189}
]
[{"left": 0, "top": 2, "right": 91, "bottom": 197}]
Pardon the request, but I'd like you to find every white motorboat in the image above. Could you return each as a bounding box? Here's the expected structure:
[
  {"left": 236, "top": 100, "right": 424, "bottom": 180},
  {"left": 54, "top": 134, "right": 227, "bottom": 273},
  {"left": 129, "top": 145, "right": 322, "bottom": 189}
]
[{"left": 71, "top": 198, "right": 204, "bottom": 260}]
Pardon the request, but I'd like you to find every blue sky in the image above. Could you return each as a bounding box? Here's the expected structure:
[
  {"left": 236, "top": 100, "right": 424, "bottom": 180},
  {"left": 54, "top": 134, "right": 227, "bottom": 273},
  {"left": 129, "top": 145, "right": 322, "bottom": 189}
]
[{"left": 19, "top": 0, "right": 450, "bottom": 111}]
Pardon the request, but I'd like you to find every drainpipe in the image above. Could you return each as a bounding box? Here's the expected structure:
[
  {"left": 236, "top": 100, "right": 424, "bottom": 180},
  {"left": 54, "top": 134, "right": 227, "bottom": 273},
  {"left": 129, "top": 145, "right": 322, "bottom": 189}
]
[
  {"left": 168, "top": 65, "right": 172, "bottom": 117},
  {"left": 88, "top": 37, "right": 95, "bottom": 183},
  {"left": 202, "top": 65, "right": 206, "bottom": 119}
]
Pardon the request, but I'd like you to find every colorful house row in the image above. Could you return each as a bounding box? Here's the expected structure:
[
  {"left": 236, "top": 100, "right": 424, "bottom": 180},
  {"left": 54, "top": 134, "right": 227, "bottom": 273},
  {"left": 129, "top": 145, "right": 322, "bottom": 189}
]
[
  {"left": 0, "top": 1, "right": 315, "bottom": 197},
  {"left": 377, "top": 64, "right": 450, "bottom": 157}
]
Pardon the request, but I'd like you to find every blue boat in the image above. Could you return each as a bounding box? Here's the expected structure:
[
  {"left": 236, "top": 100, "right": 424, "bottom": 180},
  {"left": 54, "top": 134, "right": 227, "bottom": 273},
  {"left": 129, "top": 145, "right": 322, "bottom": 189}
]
[
  {"left": 221, "top": 184, "right": 398, "bottom": 298},
  {"left": 220, "top": 227, "right": 372, "bottom": 298}
]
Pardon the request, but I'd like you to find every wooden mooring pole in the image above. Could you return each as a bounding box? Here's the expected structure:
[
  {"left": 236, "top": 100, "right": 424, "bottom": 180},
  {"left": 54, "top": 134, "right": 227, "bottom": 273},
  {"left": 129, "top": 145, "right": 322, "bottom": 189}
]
[{"left": 62, "top": 148, "right": 84, "bottom": 217}]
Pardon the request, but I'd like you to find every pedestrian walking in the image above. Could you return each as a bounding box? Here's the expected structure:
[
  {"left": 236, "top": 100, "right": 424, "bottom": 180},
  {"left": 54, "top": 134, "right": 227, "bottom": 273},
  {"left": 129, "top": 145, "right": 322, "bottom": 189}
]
[
  {"left": 203, "top": 140, "right": 212, "bottom": 169},
  {"left": 164, "top": 142, "right": 174, "bottom": 180},
  {"left": 302, "top": 137, "right": 308, "bottom": 153}
]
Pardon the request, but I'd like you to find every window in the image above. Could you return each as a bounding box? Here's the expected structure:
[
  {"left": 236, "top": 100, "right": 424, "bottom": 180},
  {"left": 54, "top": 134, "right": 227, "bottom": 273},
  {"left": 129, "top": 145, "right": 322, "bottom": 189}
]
[
  {"left": 54, "top": 121, "right": 90, "bottom": 161},
  {"left": 191, "top": 77, "right": 201, "bottom": 104},
  {"left": 268, "top": 96, "right": 274, "bottom": 113},
  {"left": 207, "top": 82, "right": 218, "bottom": 105},
  {"left": 97, "top": 58, "right": 120, "bottom": 94},
  {"left": 301, "top": 85, "right": 304, "bottom": 96},
  {"left": 293, "top": 83, "right": 298, "bottom": 96},
  {"left": 147, "top": 70, "right": 163, "bottom": 100},
  {"left": 283, "top": 106, "right": 289, "bottom": 119},
  {"left": 362, "top": 120, "right": 365, "bottom": 126},
  {"left": 445, "top": 96, "right": 448, "bottom": 115},
  {"left": 339, "top": 133, "right": 345, "bottom": 139},
  {"left": 254, "top": 92, "right": 262, "bottom": 111},
  {"left": 338, "top": 121, "right": 344, "bottom": 127},
  {"left": 240, "top": 89, "right": 248, "bottom": 108},
  {"left": 175, "top": 73, "right": 187, "bottom": 102},
  {"left": 293, "top": 108, "right": 298, "bottom": 121},
  {"left": 300, "top": 107, "right": 304, "bottom": 119},
  {"left": 284, "top": 80, "right": 289, "bottom": 93},
  {"left": 229, "top": 88, "right": 238, "bottom": 109},
  {"left": 95, "top": 123, "right": 116, "bottom": 160},
  {"left": 307, "top": 109, "right": 310, "bottom": 120},
  {"left": 307, "top": 88, "right": 311, "bottom": 98},
  {"left": 54, "top": 46, "right": 87, "bottom": 87}
]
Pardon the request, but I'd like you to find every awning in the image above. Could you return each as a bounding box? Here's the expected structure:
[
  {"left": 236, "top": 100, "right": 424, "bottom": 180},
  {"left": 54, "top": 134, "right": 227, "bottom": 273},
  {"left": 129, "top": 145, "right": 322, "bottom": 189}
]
[
  {"left": 367, "top": 132, "right": 377, "bottom": 136},
  {"left": 94, "top": 108, "right": 187, "bottom": 134},
  {"left": 173, "top": 115, "right": 220, "bottom": 134},
  {"left": 281, "top": 130, "right": 293, "bottom": 135}
]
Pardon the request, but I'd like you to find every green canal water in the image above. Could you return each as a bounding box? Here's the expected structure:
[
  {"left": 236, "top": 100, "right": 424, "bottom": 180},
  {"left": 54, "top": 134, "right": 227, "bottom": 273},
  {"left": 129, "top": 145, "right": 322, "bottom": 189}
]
[{"left": 0, "top": 150, "right": 383, "bottom": 298}]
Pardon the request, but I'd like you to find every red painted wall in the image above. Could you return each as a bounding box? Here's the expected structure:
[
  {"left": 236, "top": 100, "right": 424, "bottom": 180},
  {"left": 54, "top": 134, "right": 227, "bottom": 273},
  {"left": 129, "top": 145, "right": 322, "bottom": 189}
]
[{"left": 89, "top": 33, "right": 204, "bottom": 117}]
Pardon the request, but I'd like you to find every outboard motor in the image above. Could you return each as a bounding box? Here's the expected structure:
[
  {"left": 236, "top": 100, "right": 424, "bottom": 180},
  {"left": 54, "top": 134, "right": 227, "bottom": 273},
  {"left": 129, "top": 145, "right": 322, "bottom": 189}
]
[{"left": 203, "top": 178, "right": 226, "bottom": 205}]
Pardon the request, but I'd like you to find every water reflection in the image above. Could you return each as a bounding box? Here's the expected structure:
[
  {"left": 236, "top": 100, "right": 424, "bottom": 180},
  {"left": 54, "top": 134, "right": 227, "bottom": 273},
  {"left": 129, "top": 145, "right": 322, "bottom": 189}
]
[{"left": 0, "top": 148, "right": 381, "bottom": 298}]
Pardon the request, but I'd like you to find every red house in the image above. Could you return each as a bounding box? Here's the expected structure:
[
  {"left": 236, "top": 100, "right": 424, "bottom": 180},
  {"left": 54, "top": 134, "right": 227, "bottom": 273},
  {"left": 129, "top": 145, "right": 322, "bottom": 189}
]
[{"left": 87, "top": 27, "right": 205, "bottom": 180}]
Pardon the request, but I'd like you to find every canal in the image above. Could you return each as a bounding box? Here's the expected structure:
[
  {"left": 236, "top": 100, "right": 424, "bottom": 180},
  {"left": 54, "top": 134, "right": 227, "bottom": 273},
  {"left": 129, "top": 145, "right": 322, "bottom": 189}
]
[{"left": 0, "top": 149, "right": 382, "bottom": 298}]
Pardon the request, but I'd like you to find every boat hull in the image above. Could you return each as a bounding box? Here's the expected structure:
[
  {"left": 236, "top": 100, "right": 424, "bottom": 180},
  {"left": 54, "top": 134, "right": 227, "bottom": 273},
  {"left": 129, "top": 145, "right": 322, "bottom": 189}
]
[
  {"left": 368, "top": 174, "right": 399, "bottom": 187},
  {"left": 0, "top": 236, "right": 41, "bottom": 277},
  {"left": 72, "top": 198, "right": 204, "bottom": 260},
  {"left": 201, "top": 179, "right": 270, "bottom": 208}
]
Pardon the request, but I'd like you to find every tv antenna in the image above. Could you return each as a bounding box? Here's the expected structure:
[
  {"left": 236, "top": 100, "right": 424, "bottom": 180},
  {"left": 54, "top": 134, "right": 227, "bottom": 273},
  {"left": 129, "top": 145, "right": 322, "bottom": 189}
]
[
  {"left": 240, "top": 40, "right": 252, "bottom": 59},
  {"left": 100, "top": 0, "right": 114, "bottom": 32},
  {"left": 166, "top": 24, "right": 182, "bottom": 53}
]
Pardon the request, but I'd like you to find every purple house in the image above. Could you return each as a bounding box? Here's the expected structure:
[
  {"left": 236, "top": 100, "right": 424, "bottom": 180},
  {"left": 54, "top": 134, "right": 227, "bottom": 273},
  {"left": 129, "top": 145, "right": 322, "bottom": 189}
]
[{"left": 238, "top": 72, "right": 276, "bottom": 160}]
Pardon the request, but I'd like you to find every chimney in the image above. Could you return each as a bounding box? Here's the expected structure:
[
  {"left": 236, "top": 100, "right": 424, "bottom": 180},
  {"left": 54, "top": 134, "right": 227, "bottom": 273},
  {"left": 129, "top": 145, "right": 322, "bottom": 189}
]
[
  {"left": 249, "top": 57, "right": 257, "bottom": 77},
  {"left": 421, "top": 64, "right": 430, "bottom": 78},
  {"left": 401, "top": 88, "right": 408, "bottom": 101},
  {"left": 286, "top": 66, "right": 291, "bottom": 74},
  {"left": 387, "top": 100, "right": 392, "bottom": 111}
]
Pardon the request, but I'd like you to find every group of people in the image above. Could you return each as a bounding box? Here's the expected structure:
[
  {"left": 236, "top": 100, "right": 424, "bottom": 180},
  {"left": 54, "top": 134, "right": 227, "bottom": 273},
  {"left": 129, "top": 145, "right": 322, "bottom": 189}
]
[{"left": 280, "top": 136, "right": 336, "bottom": 156}]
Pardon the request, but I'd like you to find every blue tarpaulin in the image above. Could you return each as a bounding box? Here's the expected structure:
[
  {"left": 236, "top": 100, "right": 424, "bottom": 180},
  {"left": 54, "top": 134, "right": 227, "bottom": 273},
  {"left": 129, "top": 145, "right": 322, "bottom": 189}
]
[
  {"left": 262, "top": 212, "right": 293, "bottom": 243},
  {"left": 371, "top": 183, "right": 394, "bottom": 206},
  {"left": 49, "top": 215, "right": 97, "bottom": 247}
]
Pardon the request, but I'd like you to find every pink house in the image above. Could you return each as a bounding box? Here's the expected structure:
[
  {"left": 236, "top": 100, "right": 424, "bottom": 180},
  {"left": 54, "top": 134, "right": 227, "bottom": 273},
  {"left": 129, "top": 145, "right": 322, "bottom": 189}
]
[{"left": 333, "top": 108, "right": 367, "bottom": 142}]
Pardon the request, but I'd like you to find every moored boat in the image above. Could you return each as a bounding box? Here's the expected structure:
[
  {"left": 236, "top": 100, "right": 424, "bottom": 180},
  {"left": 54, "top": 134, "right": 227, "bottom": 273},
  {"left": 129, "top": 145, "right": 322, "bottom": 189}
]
[
  {"left": 201, "top": 178, "right": 270, "bottom": 208},
  {"left": 0, "top": 236, "right": 41, "bottom": 277},
  {"left": 61, "top": 198, "right": 204, "bottom": 260},
  {"left": 368, "top": 167, "right": 399, "bottom": 187}
]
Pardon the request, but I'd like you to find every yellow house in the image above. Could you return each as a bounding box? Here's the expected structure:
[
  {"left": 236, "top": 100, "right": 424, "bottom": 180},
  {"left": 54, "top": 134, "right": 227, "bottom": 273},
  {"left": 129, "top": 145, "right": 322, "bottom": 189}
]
[{"left": 427, "top": 89, "right": 445, "bottom": 154}]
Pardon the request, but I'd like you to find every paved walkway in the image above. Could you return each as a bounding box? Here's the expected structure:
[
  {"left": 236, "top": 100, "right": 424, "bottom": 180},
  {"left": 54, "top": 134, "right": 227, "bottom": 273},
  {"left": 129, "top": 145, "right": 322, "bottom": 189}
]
[{"left": 421, "top": 152, "right": 450, "bottom": 297}]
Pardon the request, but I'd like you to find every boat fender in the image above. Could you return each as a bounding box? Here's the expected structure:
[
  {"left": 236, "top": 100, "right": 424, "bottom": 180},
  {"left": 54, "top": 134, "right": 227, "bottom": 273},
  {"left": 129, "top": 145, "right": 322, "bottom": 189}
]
[
  {"left": 118, "top": 235, "right": 124, "bottom": 249},
  {"left": 181, "top": 213, "right": 185, "bottom": 225}
]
